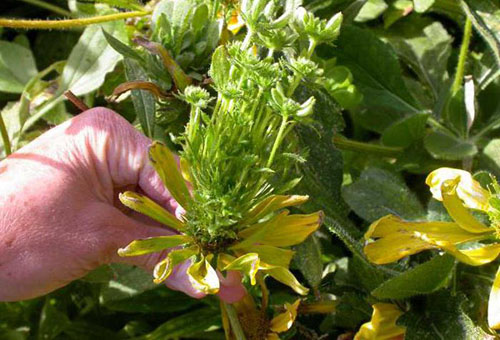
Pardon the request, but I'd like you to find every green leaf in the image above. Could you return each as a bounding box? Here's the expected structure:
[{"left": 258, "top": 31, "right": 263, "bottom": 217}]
[
  {"left": 342, "top": 167, "right": 426, "bottom": 221},
  {"left": 60, "top": 20, "right": 125, "bottom": 96},
  {"left": 384, "top": 20, "right": 452, "bottom": 100},
  {"left": 294, "top": 235, "right": 323, "bottom": 289},
  {"left": 326, "top": 25, "right": 420, "bottom": 133},
  {"left": 0, "top": 101, "right": 21, "bottom": 156},
  {"left": 0, "top": 41, "right": 37, "bottom": 93},
  {"left": 38, "top": 298, "right": 70, "bottom": 340},
  {"left": 371, "top": 254, "right": 455, "bottom": 299},
  {"left": 399, "top": 292, "right": 492, "bottom": 339},
  {"left": 480, "top": 138, "right": 500, "bottom": 176},
  {"left": 413, "top": 0, "right": 435, "bottom": 13},
  {"left": 354, "top": 0, "right": 388, "bottom": 22},
  {"left": 124, "top": 58, "right": 156, "bottom": 138},
  {"left": 461, "top": 0, "right": 500, "bottom": 70},
  {"left": 136, "top": 307, "right": 221, "bottom": 339},
  {"left": 383, "top": 0, "right": 413, "bottom": 28},
  {"left": 424, "top": 131, "right": 477, "bottom": 160},
  {"left": 381, "top": 113, "right": 429, "bottom": 148},
  {"left": 102, "top": 29, "right": 143, "bottom": 62},
  {"left": 209, "top": 46, "right": 230, "bottom": 87}
]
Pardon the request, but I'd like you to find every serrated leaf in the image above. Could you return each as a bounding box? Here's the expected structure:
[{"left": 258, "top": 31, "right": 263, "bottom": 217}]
[
  {"left": 342, "top": 167, "right": 426, "bottom": 221},
  {"left": 371, "top": 254, "right": 455, "bottom": 299}
]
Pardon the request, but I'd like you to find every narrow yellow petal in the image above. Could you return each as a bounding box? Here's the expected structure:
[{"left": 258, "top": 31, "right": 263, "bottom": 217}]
[
  {"left": 441, "top": 178, "right": 492, "bottom": 234},
  {"left": 223, "top": 253, "right": 260, "bottom": 285},
  {"left": 119, "top": 191, "right": 185, "bottom": 231},
  {"left": 426, "top": 167, "right": 491, "bottom": 211},
  {"left": 269, "top": 299, "right": 300, "bottom": 333},
  {"left": 266, "top": 333, "right": 280, "bottom": 340},
  {"left": 354, "top": 303, "right": 405, "bottom": 340},
  {"left": 445, "top": 243, "right": 500, "bottom": 266},
  {"left": 243, "top": 245, "right": 295, "bottom": 268},
  {"left": 117, "top": 235, "right": 191, "bottom": 257},
  {"left": 488, "top": 267, "right": 500, "bottom": 329},
  {"left": 153, "top": 246, "right": 198, "bottom": 284},
  {"left": 187, "top": 255, "right": 220, "bottom": 294},
  {"left": 180, "top": 157, "right": 192, "bottom": 182},
  {"left": 261, "top": 263, "right": 309, "bottom": 295},
  {"left": 149, "top": 141, "right": 191, "bottom": 209},
  {"left": 244, "top": 211, "right": 323, "bottom": 247},
  {"left": 364, "top": 215, "right": 486, "bottom": 264},
  {"left": 235, "top": 211, "right": 289, "bottom": 249},
  {"left": 241, "top": 195, "right": 309, "bottom": 226}
]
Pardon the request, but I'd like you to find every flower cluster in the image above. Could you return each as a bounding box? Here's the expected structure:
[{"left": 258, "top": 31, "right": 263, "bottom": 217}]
[{"left": 364, "top": 167, "right": 500, "bottom": 329}]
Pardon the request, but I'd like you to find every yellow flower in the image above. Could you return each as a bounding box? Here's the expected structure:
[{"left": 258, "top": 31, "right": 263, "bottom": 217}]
[
  {"left": 354, "top": 303, "right": 405, "bottom": 340},
  {"left": 364, "top": 167, "right": 500, "bottom": 329},
  {"left": 117, "top": 142, "right": 322, "bottom": 296},
  {"left": 267, "top": 299, "right": 301, "bottom": 339}
]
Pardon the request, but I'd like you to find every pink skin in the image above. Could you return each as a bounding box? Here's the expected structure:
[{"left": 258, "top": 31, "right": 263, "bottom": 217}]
[{"left": 0, "top": 107, "right": 246, "bottom": 303}]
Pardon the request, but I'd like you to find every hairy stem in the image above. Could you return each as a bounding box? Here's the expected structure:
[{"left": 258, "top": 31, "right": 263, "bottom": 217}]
[
  {"left": 19, "top": 0, "right": 73, "bottom": 17},
  {"left": 451, "top": 17, "right": 472, "bottom": 95},
  {"left": 0, "top": 11, "right": 150, "bottom": 30},
  {"left": 0, "top": 113, "right": 11, "bottom": 156},
  {"left": 333, "top": 136, "right": 403, "bottom": 157}
]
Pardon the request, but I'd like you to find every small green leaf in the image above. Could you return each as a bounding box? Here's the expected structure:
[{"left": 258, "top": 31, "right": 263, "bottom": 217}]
[
  {"left": 209, "top": 46, "right": 230, "bottom": 88},
  {"left": 118, "top": 235, "right": 191, "bottom": 257},
  {"left": 381, "top": 113, "right": 429, "bottom": 148},
  {"left": 355, "top": 0, "right": 388, "bottom": 22},
  {"left": 0, "top": 41, "right": 37, "bottom": 93},
  {"left": 413, "top": 0, "right": 435, "bottom": 12},
  {"left": 424, "top": 131, "right": 477, "bottom": 160},
  {"left": 371, "top": 254, "right": 455, "bottom": 299},
  {"left": 102, "top": 29, "right": 143, "bottom": 62},
  {"left": 294, "top": 235, "right": 323, "bottom": 289}
]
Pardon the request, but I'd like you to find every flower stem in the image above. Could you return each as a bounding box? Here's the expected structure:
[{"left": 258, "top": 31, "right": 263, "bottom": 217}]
[
  {"left": 451, "top": 17, "right": 472, "bottom": 95},
  {"left": 267, "top": 115, "right": 288, "bottom": 167},
  {"left": 0, "top": 11, "right": 150, "bottom": 30},
  {"left": 333, "top": 136, "right": 403, "bottom": 157},
  {"left": 19, "top": 0, "right": 73, "bottom": 17},
  {"left": 0, "top": 113, "right": 12, "bottom": 156},
  {"left": 223, "top": 302, "right": 247, "bottom": 340}
]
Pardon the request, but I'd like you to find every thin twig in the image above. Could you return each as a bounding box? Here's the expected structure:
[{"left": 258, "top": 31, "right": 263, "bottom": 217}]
[
  {"left": 64, "top": 91, "right": 89, "bottom": 112},
  {"left": 0, "top": 11, "right": 150, "bottom": 30}
]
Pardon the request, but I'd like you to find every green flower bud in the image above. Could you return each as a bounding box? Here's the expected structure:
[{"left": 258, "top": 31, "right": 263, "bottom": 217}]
[{"left": 181, "top": 85, "right": 212, "bottom": 109}]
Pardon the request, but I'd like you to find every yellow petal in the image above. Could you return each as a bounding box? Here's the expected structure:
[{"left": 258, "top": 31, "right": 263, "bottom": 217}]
[
  {"left": 119, "top": 191, "right": 185, "bottom": 231},
  {"left": 117, "top": 234, "right": 191, "bottom": 257},
  {"left": 153, "top": 246, "right": 198, "bottom": 284},
  {"left": 488, "top": 267, "right": 500, "bottom": 329},
  {"left": 440, "top": 178, "right": 492, "bottom": 234},
  {"left": 187, "top": 255, "right": 220, "bottom": 294},
  {"left": 241, "top": 195, "right": 309, "bottom": 226},
  {"left": 246, "top": 245, "right": 295, "bottom": 268},
  {"left": 149, "top": 142, "right": 191, "bottom": 209},
  {"left": 260, "top": 263, "right": 309, "bottom": 295},
  {"left": 269, "top": 299, "right": 301, "bottom": 333},
  {"left": 223, "top": 253, "right": 260, "bottom": 285},
  {"left": 354, "top": 303, "right": 405, "bottom": 340},
  {"left": 235, "top": 211, "right": 289, "bottom": 249},
  {"left": 364, "top": 215, "right": 486, "bottom": 265},
  {"left": 266, "top": 333, "right": 280, "bottom": 340},
  {"left": 241, "top": 211, "right": 323, "bottom": 247},
  {"left": 180, "top": 157, "right": 192, "bottom": 182},
  {"left": 446, "top": 243, "right": 500, "bottom": 266},
  {"left": 426, "top": 167, "right": 491, "bottom": 211}
]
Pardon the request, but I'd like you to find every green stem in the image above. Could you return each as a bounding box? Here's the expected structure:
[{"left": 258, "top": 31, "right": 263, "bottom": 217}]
[
  {"left": 267, "top": 115, "right": 288, "bottom": 167},
  {"left": 19, "top": 0, "right": 73, "bottom": 17},
  {"left": 333, "top": 136, "right": 403, "bottom": 157},
  {"left": 223, "top": 302, "right": 247, "bottom": 340},
  {"left": 451, "top": 17, "right": 472, "bottom": 95},
  {"left": 0, "top": 112, "right": 11, "bottom": 156},
  {"left": 0, "top": 11, "right": 150, "bottom": 30}
]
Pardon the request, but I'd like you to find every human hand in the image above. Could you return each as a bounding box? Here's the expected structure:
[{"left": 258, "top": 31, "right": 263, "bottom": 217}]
[{"left": 0, "top": 107, "right": 246, "bottom": 302}]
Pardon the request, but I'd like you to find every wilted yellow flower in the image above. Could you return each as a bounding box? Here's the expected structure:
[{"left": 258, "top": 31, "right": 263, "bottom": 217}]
[
  {"left": 118, "top": 142, "right": 322, "bottom": 296},
  {"left": 364, "top": 167, "right": 500, "bottom": 329},
  {"left": 354, "top": 303, "right": 405, "bottom": 340}
]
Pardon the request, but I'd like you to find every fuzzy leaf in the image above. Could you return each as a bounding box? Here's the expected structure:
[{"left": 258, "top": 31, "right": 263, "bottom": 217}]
[{"left": 371, "top": 254, "right": 455, "bottom": 299}]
